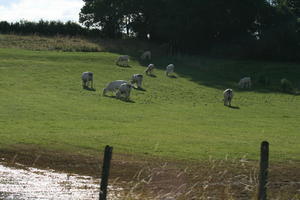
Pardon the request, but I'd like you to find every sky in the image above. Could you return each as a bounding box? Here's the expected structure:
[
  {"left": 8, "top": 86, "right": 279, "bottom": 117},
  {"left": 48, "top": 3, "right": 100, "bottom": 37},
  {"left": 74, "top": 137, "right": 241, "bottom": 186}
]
[{"left": 0, "top": 0, "right": 84, "bottom": 23}]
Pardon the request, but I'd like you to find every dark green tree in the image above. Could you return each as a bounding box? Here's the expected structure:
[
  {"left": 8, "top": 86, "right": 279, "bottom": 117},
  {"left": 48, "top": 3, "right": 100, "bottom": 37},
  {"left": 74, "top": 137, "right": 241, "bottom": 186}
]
[
  {"left": 80, "top": 0, "right": 129, "bottom": 38},
  {"left": 79, "top": 0, "right": 300, "bottom": 59}
]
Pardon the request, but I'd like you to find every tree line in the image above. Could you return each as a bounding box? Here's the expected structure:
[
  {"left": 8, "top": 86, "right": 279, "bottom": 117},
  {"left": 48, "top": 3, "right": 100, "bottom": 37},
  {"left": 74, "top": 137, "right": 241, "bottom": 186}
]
[
  {"left": 0, "top": 20, "right": 102, "bottom": 37},
  {"left": 79, "top": 0, "right": 300, "bottom": 60},
  {"left": 0, "top": 0, "right": 299, "bottom": 60}
]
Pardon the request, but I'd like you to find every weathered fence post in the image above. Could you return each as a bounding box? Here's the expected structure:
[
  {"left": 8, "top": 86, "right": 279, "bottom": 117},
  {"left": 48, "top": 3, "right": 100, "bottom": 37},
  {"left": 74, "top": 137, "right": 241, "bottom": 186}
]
[
  {"left": 99, "top": 145, "right": 113, "bottom": 200},
  {"left": 258, "top": 141, "right": 269, "bottom": 200}
]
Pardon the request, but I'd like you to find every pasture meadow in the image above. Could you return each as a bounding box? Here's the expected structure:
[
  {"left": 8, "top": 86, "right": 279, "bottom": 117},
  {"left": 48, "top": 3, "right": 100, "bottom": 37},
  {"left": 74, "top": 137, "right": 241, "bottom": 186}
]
[
  {"left": 0, "top": 47, "right": 299, "bottom": 161},
  {"left": 0, "top": 35, "right": 300, "bottom": 198}
]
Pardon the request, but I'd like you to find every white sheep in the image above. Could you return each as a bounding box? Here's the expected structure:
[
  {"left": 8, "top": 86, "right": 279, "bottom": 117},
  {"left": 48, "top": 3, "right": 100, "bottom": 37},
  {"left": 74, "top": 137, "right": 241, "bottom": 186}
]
[
  {"left": 145, "top": 64, "right": 155, "bottom": 75},
  {"left": 131, "top": 74, "right": 143, "bottom": 88},
  {"left": 140, "top": 51, "right": 151, "bottom": 60},
  {"left": 81, "top": 72, "right": 93, "bottom": 88},
  {"left": 238, "top": 77, "right": 252, "bottom": 89},
  {"left": 116, "top": 55, "right": 129, "bottom": 67},
  {"left": 103, "top": 80, "right": 128, "bottom": 96},
  {"left": 223, "top": 88, "right": 234, "bottom": 106},
  {"left": 166, "top": 64, "right": 175, "bottom": 76},
  {"left": 116, "top": 83, "right": 133, "bottom": 100}
]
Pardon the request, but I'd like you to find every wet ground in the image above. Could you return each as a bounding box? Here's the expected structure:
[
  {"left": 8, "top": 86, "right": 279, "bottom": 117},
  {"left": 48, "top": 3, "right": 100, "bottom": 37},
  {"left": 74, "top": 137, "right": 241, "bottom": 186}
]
[
  {"left": 0, "top": 162, "right": 122, "bottom": 200},
  {"left": 0, "top": 149, "right": 299, "bottom": 199}
]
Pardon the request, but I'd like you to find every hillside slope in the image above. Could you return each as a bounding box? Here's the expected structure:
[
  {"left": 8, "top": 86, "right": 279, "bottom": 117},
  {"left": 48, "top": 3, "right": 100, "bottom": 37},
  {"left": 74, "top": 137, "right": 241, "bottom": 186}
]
[{"left": 0, "top": 44, "right": 300, "bottom": 162}]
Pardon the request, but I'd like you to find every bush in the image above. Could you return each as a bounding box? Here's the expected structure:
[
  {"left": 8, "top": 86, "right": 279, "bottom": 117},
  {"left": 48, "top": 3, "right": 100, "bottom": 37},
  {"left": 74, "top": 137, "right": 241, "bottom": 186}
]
[
  {"left": 280, "top": 78, "right": 294, "bottom": 93},
  {"left": 0, "top": 20, "right": 102, "bottom": 38},
  {"left": 258, "top": 74, "right": 270, "bottom": 86}
]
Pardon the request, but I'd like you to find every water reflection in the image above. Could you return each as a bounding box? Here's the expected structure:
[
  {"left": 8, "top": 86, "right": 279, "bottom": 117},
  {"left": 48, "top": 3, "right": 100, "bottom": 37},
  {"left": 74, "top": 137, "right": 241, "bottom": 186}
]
[{"left": 0, "top": 162, "right": 122, "bottom": 200}]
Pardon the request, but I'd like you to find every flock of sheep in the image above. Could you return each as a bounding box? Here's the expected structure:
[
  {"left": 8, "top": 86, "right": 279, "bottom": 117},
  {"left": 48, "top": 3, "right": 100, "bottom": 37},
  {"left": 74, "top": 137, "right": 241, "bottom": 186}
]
[
  {"left": 81, "top": 51, "right": 175, "bottom": 101},
  {"left": 82, "top": 50, "right": 256, "bottom": 106},
  {"left": 223, "top": 76, "right": 294, "bottom": 107}
]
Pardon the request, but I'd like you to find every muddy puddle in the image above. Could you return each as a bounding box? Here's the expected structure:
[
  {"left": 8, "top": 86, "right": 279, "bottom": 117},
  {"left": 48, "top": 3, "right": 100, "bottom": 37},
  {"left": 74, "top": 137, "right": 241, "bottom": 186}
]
[{"left": 0, "top": 162, "right": 123, "bottom": 200}]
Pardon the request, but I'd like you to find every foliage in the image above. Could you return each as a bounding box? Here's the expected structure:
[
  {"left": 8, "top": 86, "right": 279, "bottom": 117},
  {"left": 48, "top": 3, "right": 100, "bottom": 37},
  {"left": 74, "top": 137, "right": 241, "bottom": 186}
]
[
  {"left": 79, "top": 0, "right": 300, "bottom": 60},
  {"left": 0, "top": 20, "right": 102, "bottom": 37},
  {"left": 258, "top": 74, "right": 271, "bottom": 86},
  {"left": 253, "top": 0, "right": 300, "bottom": 60},
  {"left": 0, "top": 0, "right": 299, "bottom": 60}
]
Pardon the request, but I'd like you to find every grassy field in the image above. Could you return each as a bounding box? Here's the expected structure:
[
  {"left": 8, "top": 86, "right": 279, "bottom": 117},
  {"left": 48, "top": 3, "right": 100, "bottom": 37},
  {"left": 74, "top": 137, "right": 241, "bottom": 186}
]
[{"left": 0, "top": 35, "right": 300, "bottom": 163}]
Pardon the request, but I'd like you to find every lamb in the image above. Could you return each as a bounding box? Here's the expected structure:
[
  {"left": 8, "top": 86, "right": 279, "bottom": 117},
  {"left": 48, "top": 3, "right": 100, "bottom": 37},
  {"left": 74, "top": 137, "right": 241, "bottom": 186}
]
[
  {"left": 238, "top": 77, "right": 252, "bottom": 89},
  {"left": 116, "top": 83, "right": 133, "bottom": 100},
  {"left": 223, "top": 88, "right": 234, "bottom": 106},
  {"left": 131, "top": 74, "right": 143, "bottom": 88},
  {"left": 81, "top": 72, "right": 93, "bottom": 88},
  {"left": 140, "top": 51, "right": 151, "bottom": 60},
  {"left": 145, "top": 64, "right": 155, "bottom": 75},
  {"left": 166, "top": 64, "right": 175, "bottom": 76},
  {"left": 116, "top": 55, "right": 129, "bottom": 67},
  {"left": 103, "top": 80, "right": 128, "bottom": 96}
]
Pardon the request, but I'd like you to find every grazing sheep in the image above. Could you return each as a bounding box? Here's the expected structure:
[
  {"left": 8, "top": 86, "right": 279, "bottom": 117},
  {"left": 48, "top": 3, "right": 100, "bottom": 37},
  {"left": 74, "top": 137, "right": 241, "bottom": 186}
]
[
  {"left": 166, "top": 64, "right": 175, "bottom": 76},
  {"left": 103, "top": 80, "right": 128, "bottom": 96},
  {"left": 116, "top": 83, "right": 133, "bottom": 100},
  {"left": 116, "top": 55, "right": 129, "bottom": 67},
  {"left": 140, "top": 51, "right": 151, "bottom": 60},
  {"left": 81, "top": 72, "right": 93, "bottom": 88},
  {"left": 145, "top": 64, "right": 155, "bottom": 75},
  {"left": 223, "top": 88, "right": 234, "bottom": 106},
  {"left": 131, "top": 74, "right": 143, "bottom": 88},
  {"left": 238, "top": 77, "right": 252, "bottom": 89}
]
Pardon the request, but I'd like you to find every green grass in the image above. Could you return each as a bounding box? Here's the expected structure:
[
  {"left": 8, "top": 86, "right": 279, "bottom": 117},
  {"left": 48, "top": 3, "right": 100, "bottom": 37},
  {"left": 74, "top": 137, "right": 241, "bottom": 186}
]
[{"left": 0, "top": 46, "right": 300, "bottom": 162}]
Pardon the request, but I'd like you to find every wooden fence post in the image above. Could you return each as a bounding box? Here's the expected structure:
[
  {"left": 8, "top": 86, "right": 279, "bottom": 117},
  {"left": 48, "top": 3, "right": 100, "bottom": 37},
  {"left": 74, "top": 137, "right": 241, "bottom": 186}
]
[
  {"left": 99, "top": 145, "right": 113, "bottom": 200},
  {"left": 258, "top": 141, "right": 269, "bottom": 200}
]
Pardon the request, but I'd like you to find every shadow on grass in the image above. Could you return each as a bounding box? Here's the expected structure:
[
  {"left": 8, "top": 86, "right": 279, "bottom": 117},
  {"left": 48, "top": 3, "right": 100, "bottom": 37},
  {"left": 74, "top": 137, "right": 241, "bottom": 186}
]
[
  {"left": 134, "top": 87, "right": 146, "bottom": 92},
  {"left": 167, "top": 75, "right": 177, "bottom": 79},
  {"left": 146, "top": 74, "right": 157, "bottom": 78},
  {"left": 228, "top": 105, "right": 240, "bottom": 109},
  {"left": 83, "top": 87, "right": 96, "bottom": 91},
  {"left": 87, "top": 38, "right": 300, "bottom": 95},
  {"left": 280, "top": 90, "right": 300, "bottom": 95},
  {"left": 103, "top": 95, "right": 135, "bottom": 103},
  {"left": 116, "top": 64, "right": 131, "bottom": 68}
]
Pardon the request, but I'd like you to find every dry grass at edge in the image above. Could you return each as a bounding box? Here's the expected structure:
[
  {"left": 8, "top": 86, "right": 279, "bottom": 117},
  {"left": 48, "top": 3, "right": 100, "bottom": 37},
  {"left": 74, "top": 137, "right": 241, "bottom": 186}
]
[
  {"left": 0, "top": 34, "right": 102, "bottom": 52},
  {"left": 121, "top": 157, "right": 300, "bottom": 200},
  {"left": 0, "top": 34, "right": 163, "bottom": 57},
  {"left": 1, "top": 148, "right": 299, "bottom": 200}
]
